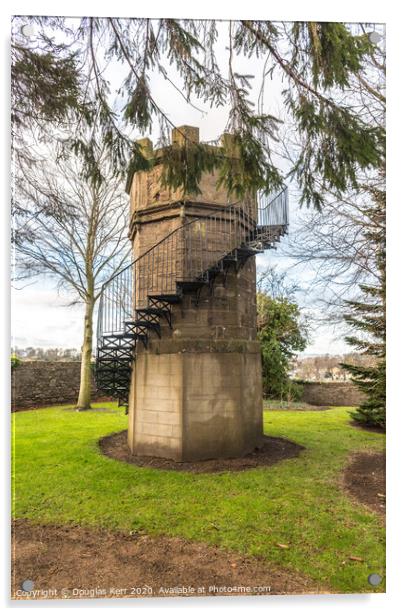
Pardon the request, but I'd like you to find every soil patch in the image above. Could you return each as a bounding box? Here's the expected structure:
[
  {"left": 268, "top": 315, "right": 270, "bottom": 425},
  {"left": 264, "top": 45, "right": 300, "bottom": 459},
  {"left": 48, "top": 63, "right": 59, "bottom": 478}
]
[
  {"left": 12, "top": 519, "right": 324, "bottom": 599},
  {"left": 99, "top": 430, "right": 304, "bottom": 473},
  {"left": 343, "top": 451, "right": 385, "bottom": 516},
  {"left": 350, "top": 420, "right": 385, "bottom": 434}
]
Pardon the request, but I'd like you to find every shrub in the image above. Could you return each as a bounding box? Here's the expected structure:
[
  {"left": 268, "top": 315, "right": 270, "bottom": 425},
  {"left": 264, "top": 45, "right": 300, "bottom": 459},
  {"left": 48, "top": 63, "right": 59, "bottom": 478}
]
[{"left": 11, "top": 355, "right": 21, "bottom": 370}]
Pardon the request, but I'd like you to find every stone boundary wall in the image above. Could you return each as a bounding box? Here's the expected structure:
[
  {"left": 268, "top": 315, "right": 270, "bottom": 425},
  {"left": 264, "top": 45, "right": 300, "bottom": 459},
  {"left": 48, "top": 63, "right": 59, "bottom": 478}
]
[
  {"left": 11, "top": 361, "right": 100, "bottom": 410},
  {"left": 298, "top": 381, "right": 366, "bottom": 407},
  {"left": 11, "top": 361, "right": 365, "bottom": 411}
]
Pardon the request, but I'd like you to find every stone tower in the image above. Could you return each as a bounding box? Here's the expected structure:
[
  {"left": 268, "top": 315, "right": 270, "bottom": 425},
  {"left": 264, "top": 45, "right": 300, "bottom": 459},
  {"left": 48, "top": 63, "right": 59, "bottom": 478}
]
[{"left": 126, "top": 126, "right": 264, "bottom": 462}]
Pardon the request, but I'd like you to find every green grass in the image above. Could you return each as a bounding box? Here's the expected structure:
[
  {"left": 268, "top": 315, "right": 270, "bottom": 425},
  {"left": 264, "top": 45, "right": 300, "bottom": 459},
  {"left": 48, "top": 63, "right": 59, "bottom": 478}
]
[{"left": 12, "top": 403, "right": 385, "bottom": 594}]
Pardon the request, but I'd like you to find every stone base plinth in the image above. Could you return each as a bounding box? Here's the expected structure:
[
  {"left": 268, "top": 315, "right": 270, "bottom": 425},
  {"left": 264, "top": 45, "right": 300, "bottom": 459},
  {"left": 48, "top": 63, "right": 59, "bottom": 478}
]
[{"left": 127, "top": 344, "right": 263, "bottom": 462}]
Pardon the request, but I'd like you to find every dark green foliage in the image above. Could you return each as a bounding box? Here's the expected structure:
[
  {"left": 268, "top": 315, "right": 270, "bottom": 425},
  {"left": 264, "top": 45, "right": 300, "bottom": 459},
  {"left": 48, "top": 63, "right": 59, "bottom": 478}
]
[
  {"left": 291, "top": 22, "right": 374, "bottom": 89},
  {"left": 11, "top": 355, "right": 21, "bottom": 370},
  {"left": 11, "top": 35, "right": 91, "bottom": 128},
  {"left": 159, "top": 142, "right": 222, "bottom": 196},
  {"left": 341, "top": 183, "right": 385, "bottom": 428},
  {"left": 290, "top": 97, "right": 385, "bottom": 208},
  {"left": 11, "top": 49, "right": 75, "bottom": 126},
  {"left": 343, "top": 360, "right": 385, "bottom": 428},
  {"left": 216, "top": 130, "right": 283, "bottom": 199},
  {"left": 238, "top": 20, "right": 385, "bottom": 208},
  {"left": 12, "top": 17, "right": 385, "bottom": 205},
  {"left": 125, "top": 142, "right": 154, "bottom": 192},
  {"left": 257, "top": 292, "right": 308, "bottom": 400},
  {"left": 124, "top": 75, "right": 155, "bottom": 132},
  {"left": 162, "top": 18, "right": 205, "bottom": 74}
]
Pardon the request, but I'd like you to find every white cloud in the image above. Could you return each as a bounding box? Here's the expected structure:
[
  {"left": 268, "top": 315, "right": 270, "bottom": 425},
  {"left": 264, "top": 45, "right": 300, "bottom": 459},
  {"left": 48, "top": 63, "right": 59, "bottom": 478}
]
[{"left": 11, "top": 280, "right": 85, "bottom": 349}]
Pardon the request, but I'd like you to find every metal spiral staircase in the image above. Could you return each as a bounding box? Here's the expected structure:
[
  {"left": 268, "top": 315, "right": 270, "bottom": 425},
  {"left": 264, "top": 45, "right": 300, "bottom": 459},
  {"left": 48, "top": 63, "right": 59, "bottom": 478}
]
[{"left": 95, "top": 188, "right": 289, "bottom": 407}]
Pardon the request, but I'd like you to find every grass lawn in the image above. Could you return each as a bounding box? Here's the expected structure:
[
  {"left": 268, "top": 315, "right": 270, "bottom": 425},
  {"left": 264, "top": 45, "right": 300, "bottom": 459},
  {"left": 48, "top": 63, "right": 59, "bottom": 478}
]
[{"left": 12, "top": 403, "right": 385, "bottom": 594}]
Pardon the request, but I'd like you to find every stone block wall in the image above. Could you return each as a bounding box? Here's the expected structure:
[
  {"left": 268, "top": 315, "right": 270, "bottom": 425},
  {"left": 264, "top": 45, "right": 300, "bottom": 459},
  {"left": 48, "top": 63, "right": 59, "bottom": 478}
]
[
  {"left": 11, "top": 361, "right": 99, "bottom": 410},
  {"left": 128, "top": 353, "right": 183, "bottom": 460},
  {"left": 299, "top": 381, "right": 366, "bottom": 406}
]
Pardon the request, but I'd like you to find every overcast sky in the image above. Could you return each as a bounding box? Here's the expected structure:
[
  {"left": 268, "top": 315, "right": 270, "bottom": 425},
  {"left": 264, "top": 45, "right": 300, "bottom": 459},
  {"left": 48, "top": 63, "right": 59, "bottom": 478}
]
[{"left": 11, "top": 18, "right": 357, "bottom": 356}]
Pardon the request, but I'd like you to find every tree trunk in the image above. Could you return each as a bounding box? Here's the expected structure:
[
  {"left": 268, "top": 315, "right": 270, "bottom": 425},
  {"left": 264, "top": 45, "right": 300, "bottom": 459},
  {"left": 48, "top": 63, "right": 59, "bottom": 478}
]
[{"left": 76, "top": 298, "right": 94, "bottom": 411}]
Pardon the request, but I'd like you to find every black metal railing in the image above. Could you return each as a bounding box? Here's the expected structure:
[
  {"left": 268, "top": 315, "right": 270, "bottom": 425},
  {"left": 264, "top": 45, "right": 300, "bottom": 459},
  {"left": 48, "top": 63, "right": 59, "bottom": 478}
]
[{"left": 97, "top": 187, "right": 288, "bottom": 341}]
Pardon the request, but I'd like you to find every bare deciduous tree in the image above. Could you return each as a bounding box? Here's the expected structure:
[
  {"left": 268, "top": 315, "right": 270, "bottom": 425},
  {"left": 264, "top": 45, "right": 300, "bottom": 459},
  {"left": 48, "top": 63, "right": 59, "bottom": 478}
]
[
  {"left": 282, "top": 181, "right": 385, "bottom": 320},
  {"left": 275, "top": 27, "right": 385, "bottom": 325},
  {"left": 14, "top": 139, "right": 130, "bottom": 410}
]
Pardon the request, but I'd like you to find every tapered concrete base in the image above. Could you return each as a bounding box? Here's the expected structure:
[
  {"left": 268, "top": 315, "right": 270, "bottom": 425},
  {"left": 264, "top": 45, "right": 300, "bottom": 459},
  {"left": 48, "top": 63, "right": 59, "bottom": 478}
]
[{"left": 127, "top": 344, "right": 263, "bottom": 461}]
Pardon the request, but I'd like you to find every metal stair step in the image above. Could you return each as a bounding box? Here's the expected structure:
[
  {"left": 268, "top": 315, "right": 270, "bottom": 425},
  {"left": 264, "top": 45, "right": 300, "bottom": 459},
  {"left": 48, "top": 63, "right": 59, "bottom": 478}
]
[
  {"left": 176, "top": 280, "right": 208, "bottom": 292},
  {"left": 125, "top": 319, "right": 161, "bottom": 331},
  {"left": 102, "top": 333, "right": 145, "bottom": 340},
  {"left": 208, "top": 263, "right": 224, "bottom": 273},
  {"left": 96, "top": 367, "right": 132, "bottom": 373},
  {"left": 236, "top": 246, "right": 263, "bottom": 257},
  {"left": 147, "top": 293, "right": 182, "bottom": 304},
  {"left": 101, "top": 334, "right": 146, "bottom": 348},
  {"left": 222, "top": 253, "right": 238, "bottom": 263},
  {"left": 98, "top": 348, "right": 135, "bottom": 356},
  {"left": 99, "top": 346, "right": 133, "bottom": 352},
  {"left": 96, "top": 365, "right": 132, "bottom": 371},
  {"left": 96, "top": 352, "right": 133, "bottom": 359},
  {"left": 136, "top": 307, "right": 170, "bottom": 318}
]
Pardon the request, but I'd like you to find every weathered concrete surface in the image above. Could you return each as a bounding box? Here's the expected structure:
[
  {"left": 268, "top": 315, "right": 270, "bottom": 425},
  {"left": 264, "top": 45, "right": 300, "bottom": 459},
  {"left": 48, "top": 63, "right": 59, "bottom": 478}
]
[
  {"left": 127, "top": 261, "right": 264, "bottom": 461},
  {"left": 128, "top": 346, "right": 263, "bottom": 462},
  {"left": 181, "top": 351, "right": 263, "bottom": 461}
]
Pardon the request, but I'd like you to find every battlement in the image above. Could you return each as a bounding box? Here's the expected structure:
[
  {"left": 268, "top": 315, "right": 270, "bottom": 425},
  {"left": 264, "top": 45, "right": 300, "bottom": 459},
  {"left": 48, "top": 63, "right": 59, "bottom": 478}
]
[{"left": 127, "top": 126, "right": 243, "bottom": 216}]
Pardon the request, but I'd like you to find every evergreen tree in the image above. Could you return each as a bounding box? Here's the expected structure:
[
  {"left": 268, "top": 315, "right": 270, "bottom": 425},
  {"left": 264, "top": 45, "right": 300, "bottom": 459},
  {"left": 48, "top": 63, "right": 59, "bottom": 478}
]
[
  {"left": 340, "top": 182, "right": 386, "bottom": 428},
  {"left": 12, "top": 18, "right": 385, "bottom": 203}
]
